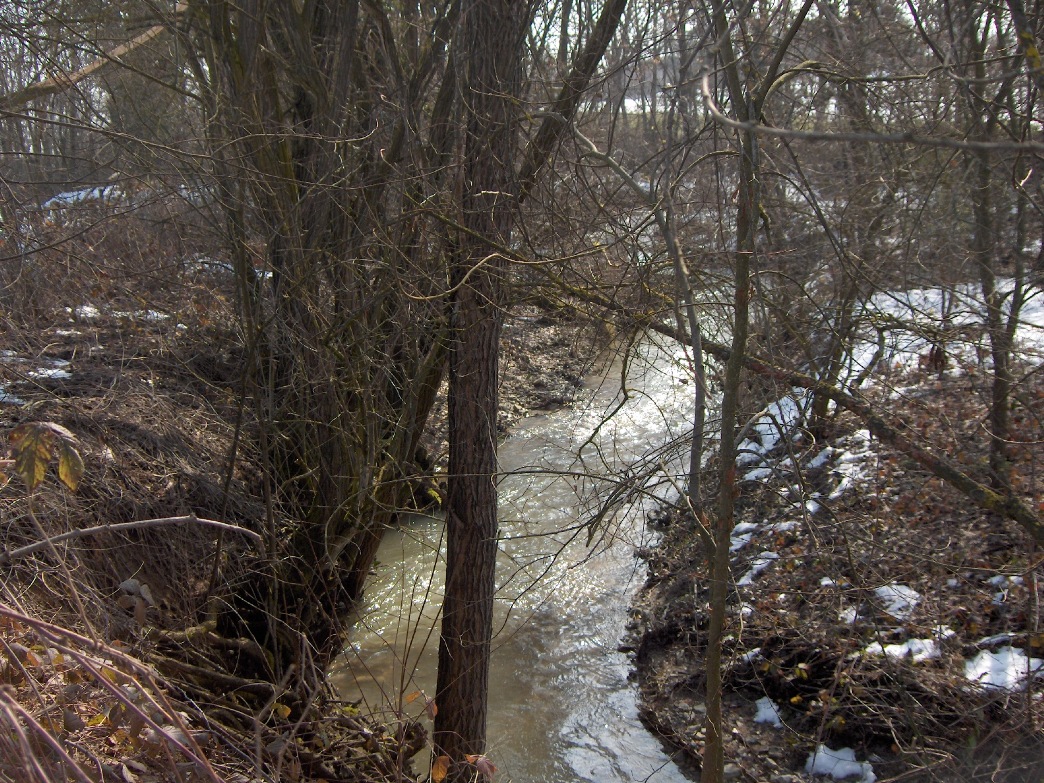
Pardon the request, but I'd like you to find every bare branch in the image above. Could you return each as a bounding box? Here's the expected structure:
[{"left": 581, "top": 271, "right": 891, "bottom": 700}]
[
  {"left": 0, "top": 515, "right": 264, "bottom": 566},
  {"left": 700, "top": 70, "right": 1044, "bottom": 153},
  {"left": 0, "top": 4, "right": 188, "bottom": 115}
]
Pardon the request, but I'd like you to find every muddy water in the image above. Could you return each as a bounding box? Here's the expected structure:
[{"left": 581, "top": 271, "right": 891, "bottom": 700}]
[{"left": 333, "top": 338, "right": 702, "bottom": 783}]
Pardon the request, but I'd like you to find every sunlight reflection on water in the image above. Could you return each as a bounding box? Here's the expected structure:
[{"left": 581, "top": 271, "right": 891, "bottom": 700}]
[{"left": 334, "top": 337, "right": 707, "bottom": 783}]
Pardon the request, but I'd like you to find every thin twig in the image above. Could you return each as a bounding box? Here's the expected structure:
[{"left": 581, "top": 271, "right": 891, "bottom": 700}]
[{"left": 0, "top": 515, "right": 264, "bottom": 565}]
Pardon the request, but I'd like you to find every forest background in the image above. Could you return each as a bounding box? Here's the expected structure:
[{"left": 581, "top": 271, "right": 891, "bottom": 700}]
[{"left": 0, "top": 1, "right": 1043, "bottom": 782}]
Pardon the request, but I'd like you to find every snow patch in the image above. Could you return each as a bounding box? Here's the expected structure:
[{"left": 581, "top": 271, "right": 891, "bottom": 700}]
[
  {"left": 839, "top": 606, "right": 860, "bottom": 625},
  {"left": 753, "top": 696, "right": 783, "bottom": 727},
  {"left": 964, "top": 647, "right": 1044, "bottom": 691},
  {"left": 808, "top": 448, "right": 836, "bottom": 469},
  {"left": 741, "top": 466, "right": 773, "bottom": 482},
  {"left": 863, "top": 634, "right": 946, "bottom": 663},
  {"left": 873, "top": 584, "right": 920, "bottom": 620},
  {"left": 737, "top": 552, "right": 779, "bottom": 586},
  {"left": 0, "top": 387, "right": 26, "bottom": 406},
  {"left": 28, "top": 360, "right": 71, "bottom": 380},
  {"left": 737, "top": 647, "right": 761, "bottom": 664},
  {"left": 805, "top": 745, "right": 877, "bottom": 783},
  {"left": 70, "top": 304, "right": 101, "bottom": 320}
]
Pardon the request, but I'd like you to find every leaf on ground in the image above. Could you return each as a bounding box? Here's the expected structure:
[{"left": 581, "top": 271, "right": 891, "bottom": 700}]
[{"left": 87, "top": 712, "right": 111, "bottom": 728}]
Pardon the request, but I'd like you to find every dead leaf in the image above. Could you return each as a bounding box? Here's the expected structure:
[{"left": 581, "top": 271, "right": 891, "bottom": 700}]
[
  {"left": 431, "top": 755, "right": 450, "bottom": 783},
  {"left": 63, "top": 707, "right": 86, "bottom": 732},
  {"left": 56, "top": 439, "right": 83, "bottom": 490},
  {"left": 8, "top": 421, "right": 83, "bottom": 492},
  {"left": 133, "top": 597, "right": 147, "bottom": 626},
  {"left": 406, "top": 689, "right": 437, "bottom": 719},
  {"left": 467, "top": 754, "right": 496, "bottom": 781},
  {"left": 87, "top": 712, "right": 110, "bottom": 728}
]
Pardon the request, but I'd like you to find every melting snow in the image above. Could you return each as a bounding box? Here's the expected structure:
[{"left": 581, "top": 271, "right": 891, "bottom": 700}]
[
  {"left": 808, "top": 448, "right": 836, "bottom": 469},
  {"left": 70, "top": 304, "right": 101, "bottom": 320},
  {"left": 737, "top": 552, "right": 779, "bottom": 586},
  {"left": 753, "top": 696, "right": 783, "bottom": 727},
  {"left": 29, "top": 360, "right": 71, "bottom": 380},
  {"left": 873, "top": 584, "right": 921, "bottom": 620},
  {"left": 0, "top": 387, "right": 26, "bottom": 406},
  {"left": 987, "top": 574, "right": 1023, "bottom": 587},
  {"left": 730, "top": 520, "right": 759, "bottom": 552},
  {"left": 738, "top": 647, "right": 761, "bottom": 664},
  {"left": 730, "top": 532, "right": 754, "bottom": 552},
  {"left": 839, "top": 606, "right": 860, "bottom": 625},
  {"left": 742, "top": 466, "right": 774, "bottom": 482},
  {"left": 964, "top": 647, "right": 1044, "bottom": 691},
  {"left": 863, "top": 636, "right": 942, "bottom": 663},
  {"left": 805, "top": 745, "right": 876, "bottom": 783},
  {"left": 42, "top": 185, "right": 119, "bottom": 209}
]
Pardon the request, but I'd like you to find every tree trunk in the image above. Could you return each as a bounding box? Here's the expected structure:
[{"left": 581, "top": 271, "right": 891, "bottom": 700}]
[{"left": 433, "top": 0, "right": 526, "bottom": 772}]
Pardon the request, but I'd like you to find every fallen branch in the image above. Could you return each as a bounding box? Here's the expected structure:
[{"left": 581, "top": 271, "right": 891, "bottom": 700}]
[
  {"left": 0, "top": 4, "right": 187, "bottom": 114},
  {"left": 0, "top": 515, "right": 264, "bottom": 566},
  {"left": 151, "top": 655, "right": 277, "bottom": 701},
  {"left": 673, "top": 322, "right": 1044, "bottom": 544},
  {"left": 543, "top": 276, "right": 1044, "bottom": 543}
]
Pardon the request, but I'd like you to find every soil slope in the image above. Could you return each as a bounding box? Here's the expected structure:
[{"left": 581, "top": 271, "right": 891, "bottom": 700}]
[{"left": 629, "top": 363, "right": 1044, "bottom": 783}]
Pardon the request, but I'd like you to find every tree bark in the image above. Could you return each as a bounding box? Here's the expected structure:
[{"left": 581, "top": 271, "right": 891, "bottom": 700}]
[{"left": 434, "top": 0, "right": 526, "bottom": 771}]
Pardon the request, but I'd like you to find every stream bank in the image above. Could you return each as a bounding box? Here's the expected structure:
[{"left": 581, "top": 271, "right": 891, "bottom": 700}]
[
  {"left": 0, "top": 294, "right": 612, "bottom": 783},
  {"left": 628, "top": 365, "right": 1044, "bottom": 783},
  {"left": 339, "top": 336, "right": 701, "bottom": 783}
]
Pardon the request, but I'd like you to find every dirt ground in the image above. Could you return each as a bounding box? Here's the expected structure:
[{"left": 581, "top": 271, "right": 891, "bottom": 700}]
[{"left": 628, "top": 364, "right": 1044, "bottom": 783}]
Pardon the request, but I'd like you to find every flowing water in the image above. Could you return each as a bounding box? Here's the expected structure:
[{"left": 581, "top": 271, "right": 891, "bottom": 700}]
[{"left": 333, "top": 337, "right": 704, "bottom": 783}]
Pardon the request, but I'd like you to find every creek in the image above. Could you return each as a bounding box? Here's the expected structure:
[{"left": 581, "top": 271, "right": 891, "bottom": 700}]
[{"left": 333, "top": 337, "right": 704, "bottom": 783}]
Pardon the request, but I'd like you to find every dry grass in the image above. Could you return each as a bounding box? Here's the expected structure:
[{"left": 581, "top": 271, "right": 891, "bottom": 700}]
[{"left": 0, "top": 194, "right": 423, "bottom": 783}]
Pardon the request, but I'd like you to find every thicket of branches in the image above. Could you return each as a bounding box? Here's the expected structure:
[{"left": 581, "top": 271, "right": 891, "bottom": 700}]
[{"left": 2, "top": 0, "right": 1044, "bottom": 781}]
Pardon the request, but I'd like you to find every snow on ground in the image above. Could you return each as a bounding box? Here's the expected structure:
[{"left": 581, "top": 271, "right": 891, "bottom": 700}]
[
  {"left": 679, "top": 278, "right": 1043, "bottom": 778},
  {"left": 28, "top": 360, "right": 71, "bottom": 380},
  {"left": 964, "top": 647, "right": 1044, "bottom": 691},
  {"left": 737, "top": 389, "right": 808, "bottom": 465},
  {"left": 839, "top": 606, "right": 859, "bottom": 625},
  {"left": 737, "top": 551, "right": 779, "bottom": 586},
  {"left": 805, "top": 745, "right": 876, "bottom": 783},
  {"left": 42, "top": 185, "right": 120, "bottom": 209},
  {"left": 70, "top": 304, "right": 101, "bottom": 320},
  {"left": 0, "top": 387, "right": 26, "bottom": 406},
  {"left": 753, "top": 696, "right": 783, "bottom": 727},
  {"left": 730, "top": 521, "right": 759, "bottom": 552},
  {"left": 863, "top": 626, "right": 954, "bottom": 663},
  {"left": 872, "top": 584, "right": 921, "bottom": 620},
  {"left": 840, "top": 279, "right": 1044, "bottom": 386},
  {"left": 827, "top": 430, "right": 874, "bottom": 500}
]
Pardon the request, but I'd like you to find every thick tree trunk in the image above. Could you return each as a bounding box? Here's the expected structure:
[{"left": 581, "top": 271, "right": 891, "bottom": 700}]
[{"left": 433, "top": 0, "right": 526, "bottom": 772}]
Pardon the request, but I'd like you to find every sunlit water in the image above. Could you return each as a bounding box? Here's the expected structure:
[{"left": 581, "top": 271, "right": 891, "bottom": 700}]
[{"left": 333, "top": 337, "right": 706, "bottom": 783}]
